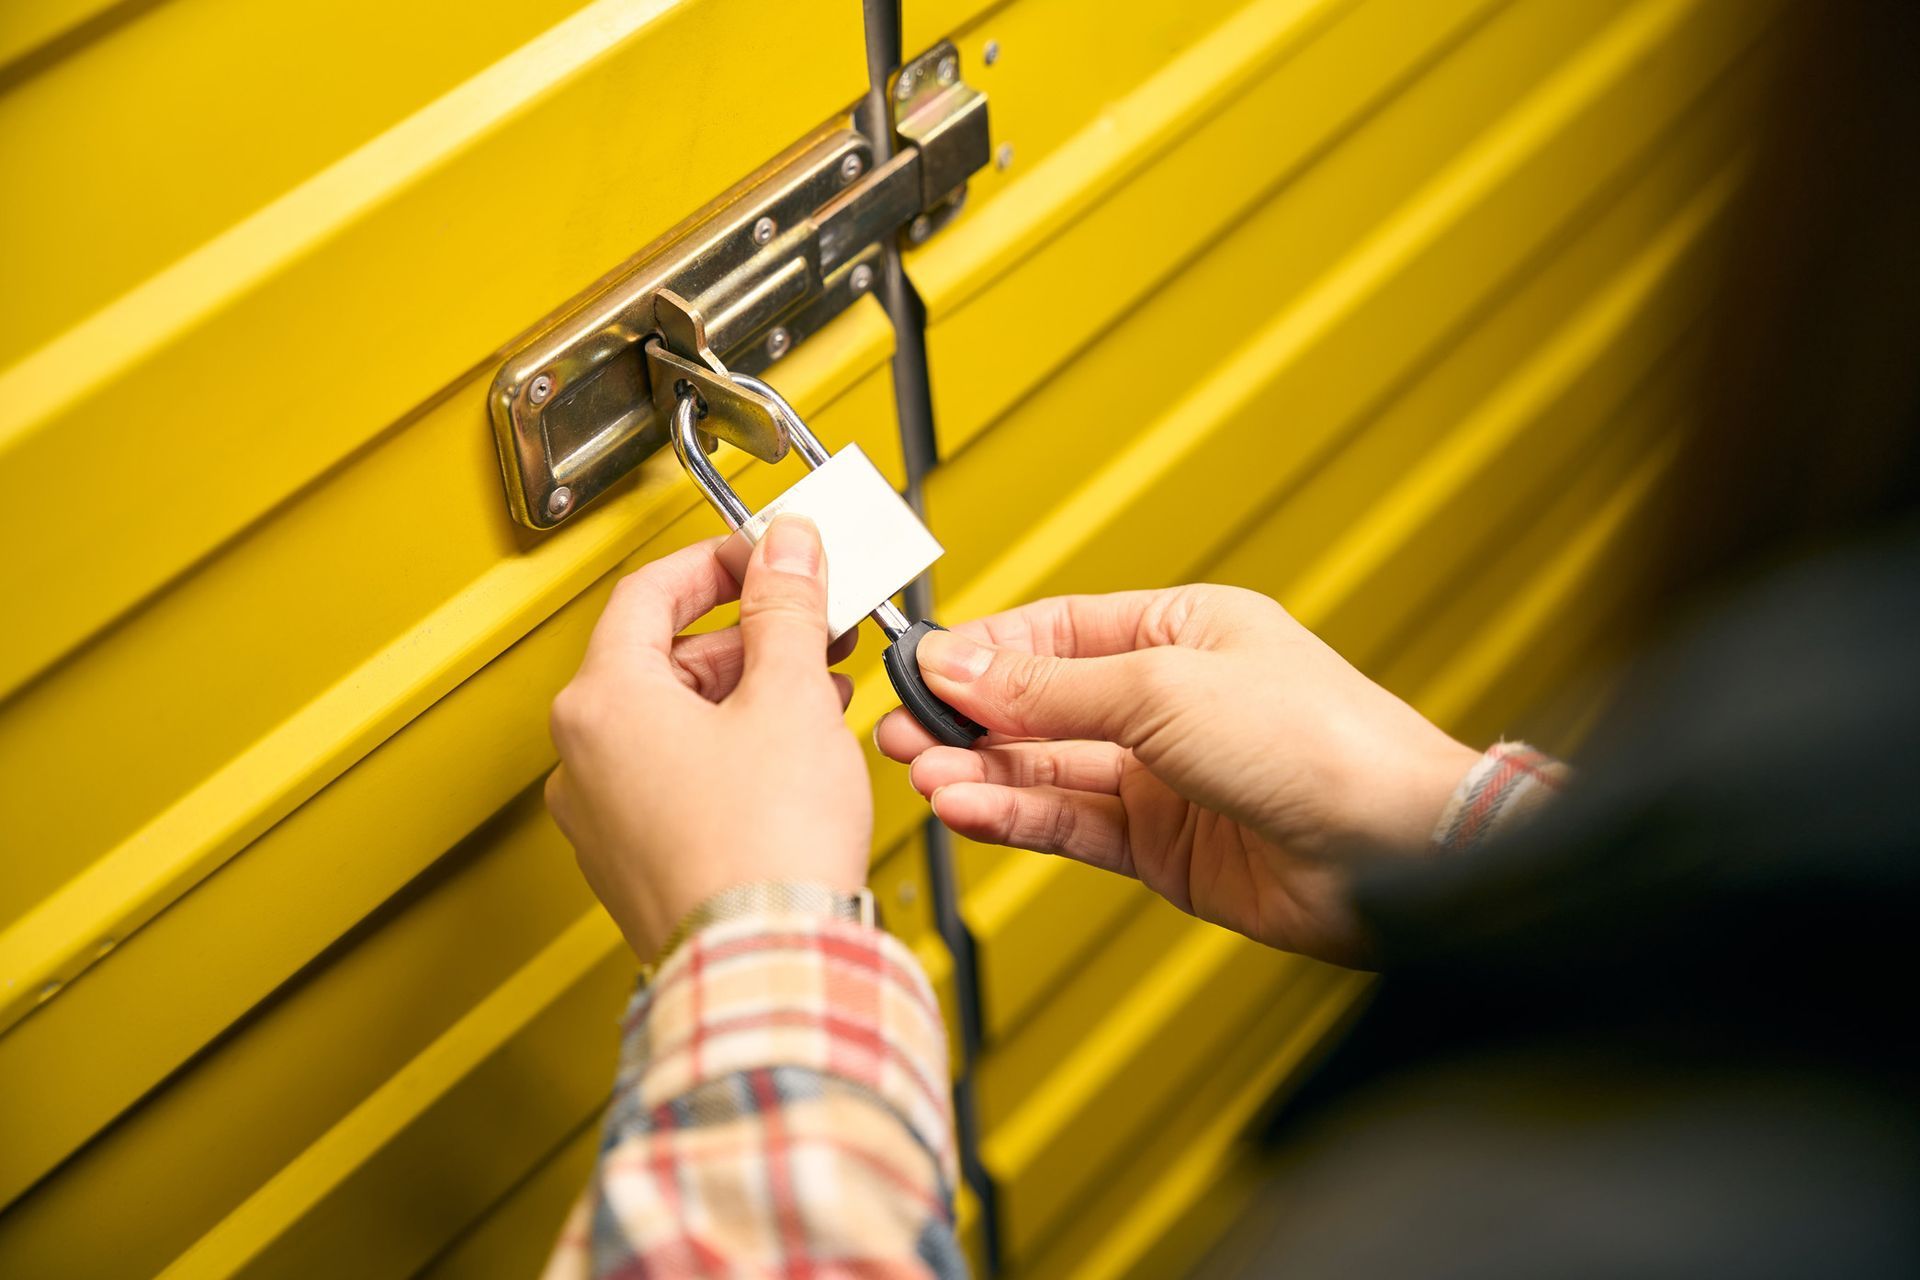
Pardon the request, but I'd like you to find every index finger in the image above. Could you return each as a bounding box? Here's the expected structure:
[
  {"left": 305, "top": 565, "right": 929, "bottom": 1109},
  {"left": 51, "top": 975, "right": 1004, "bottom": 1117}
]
[
  {"left": 581, "top": 536, "right": 737, "bottom": 675},
  {"left": 950, "top": 589, "right": 1185, "bottom": 657}
]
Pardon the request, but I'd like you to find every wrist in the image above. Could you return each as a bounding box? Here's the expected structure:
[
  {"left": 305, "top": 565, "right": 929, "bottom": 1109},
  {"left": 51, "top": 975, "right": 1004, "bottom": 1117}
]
[{"left": 1330, "top": 737, "right": 1482, "bottom": 854}]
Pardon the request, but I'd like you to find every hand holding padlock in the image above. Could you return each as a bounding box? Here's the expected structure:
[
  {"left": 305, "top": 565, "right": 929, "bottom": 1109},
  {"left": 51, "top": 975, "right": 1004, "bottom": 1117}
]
[{"left": 670, "top": 370, "right": 986, "bottom": 748}]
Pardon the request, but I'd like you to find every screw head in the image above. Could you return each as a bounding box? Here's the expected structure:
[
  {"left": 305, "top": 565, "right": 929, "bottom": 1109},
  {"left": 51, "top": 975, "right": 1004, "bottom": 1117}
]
[
  {"left": 849, "top": 263, "right": 875, "bottom": 294},
  {"left": 937, "top": 54, "right": 959, "bottom": 85},
  {"left": 752, "top": 215, "right": 777, "bottom": 246},
  {"left": 546, "top": 486, "right": 574, "bottom": 519},
  {"left": 908, "top": 214, "right": 933, "bottom": 244},
  {"left": 528, "top": 373, "right": 554, "bottom": 404},
  {"left": 839, "top": 152, "right": 865, "bottom": 184},
  {"left": 983, "top": 40, "right": 1001, "bottom": 66},
  {"left": 894, "top": 67, "right": 917, "bottom": 100},
  {"left": 765, "top": 326, "right": 791, "bottom": 359},
  {"left": 896, "top": 881, "right": 919, "bottom": 907},
  {"left": 996, "top": 141, "right": 1014, "bottom": 171}
]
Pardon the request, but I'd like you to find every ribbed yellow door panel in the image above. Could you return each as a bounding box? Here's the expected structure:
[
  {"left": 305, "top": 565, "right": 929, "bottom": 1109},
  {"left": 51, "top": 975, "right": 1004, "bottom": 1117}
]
[
  {"left": 5, "top": 0, "right": 1791, "bottom": 1273},
  {"left": 0, "top": 0, "right": 950, "bottom": 1274},
  {"left": 404, "top": 826, "right": 973, "bottom": 1275},
  {"left": 898, "top": 0, "right": 1783, "bottom": 1271},
  {"left": 0, "top": 0, "right": 596, "bottom": 363}
]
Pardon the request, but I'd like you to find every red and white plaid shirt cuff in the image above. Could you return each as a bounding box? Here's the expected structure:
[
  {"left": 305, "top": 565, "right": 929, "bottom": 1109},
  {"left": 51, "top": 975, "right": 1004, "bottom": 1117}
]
[
  {"left": 621, "top": 912, "right": 958, "bottom": 1182},
  {"left": 1431, "top": 741, "right": 1569, "bottom": 853},
  {"left": 541, "top": 914, "right": 963, "bottom": 1278}
]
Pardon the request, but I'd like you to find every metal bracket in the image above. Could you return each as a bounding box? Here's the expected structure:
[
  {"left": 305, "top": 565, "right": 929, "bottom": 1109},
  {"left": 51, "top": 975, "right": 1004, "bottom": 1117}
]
[
  {"left": 644, "top": 291, "right": 785, "bottom": 463},
  {"left": 488, "top": 41, "right": 989, "bottom": 529}
]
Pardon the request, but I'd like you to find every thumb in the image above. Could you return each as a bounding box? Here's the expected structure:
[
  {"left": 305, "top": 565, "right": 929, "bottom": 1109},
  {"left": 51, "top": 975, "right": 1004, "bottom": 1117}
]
[
  {"left": 737, "top": 516, "right": 835, "bottom": 698},
  {"left": 915, "top": 629, "right": 1173, "bottom": 745}
]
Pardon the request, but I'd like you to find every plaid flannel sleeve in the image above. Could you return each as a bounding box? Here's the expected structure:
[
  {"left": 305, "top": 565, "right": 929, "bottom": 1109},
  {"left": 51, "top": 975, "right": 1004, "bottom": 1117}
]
[
  {"left": 1431, "top": 741, "right": 1570, "bottom": 852},
  {"left": 542, "top": 913, "right": 964, "bottom": 1279}
]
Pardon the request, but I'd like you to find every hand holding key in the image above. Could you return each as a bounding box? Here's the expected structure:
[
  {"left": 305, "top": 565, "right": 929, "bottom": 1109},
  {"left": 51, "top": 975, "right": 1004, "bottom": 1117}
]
[
  {"left": 545, "top": 519, "right": 871, "bottom": 960},
  {"left": 875, "top": 585, "right": 1481, "bottom": 967}
]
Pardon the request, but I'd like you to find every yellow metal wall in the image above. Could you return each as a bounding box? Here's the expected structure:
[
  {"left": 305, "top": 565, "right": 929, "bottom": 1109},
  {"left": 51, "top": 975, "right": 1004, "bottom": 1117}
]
[
  {"left": 911, "top": 0, "right": 1777, "bottom": 1271},
  {"left": 0, "top": 0, "right": 1780, "bottom": 1275}
]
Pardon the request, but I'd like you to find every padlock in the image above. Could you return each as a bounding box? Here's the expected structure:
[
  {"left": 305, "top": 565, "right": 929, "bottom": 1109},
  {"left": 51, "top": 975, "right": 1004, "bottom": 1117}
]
[{"left": 671, "top": 369, "right": 986, "bottom": 749}]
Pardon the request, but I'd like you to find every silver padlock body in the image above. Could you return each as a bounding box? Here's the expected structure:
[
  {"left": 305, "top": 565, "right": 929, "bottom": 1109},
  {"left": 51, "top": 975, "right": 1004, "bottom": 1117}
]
[{"left": 717, "top": 444, "right": 942, "bottom": 641}]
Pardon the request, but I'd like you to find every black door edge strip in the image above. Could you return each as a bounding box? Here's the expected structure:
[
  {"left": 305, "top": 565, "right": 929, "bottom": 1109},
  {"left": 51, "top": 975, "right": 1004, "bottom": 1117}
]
[{"left": 857, "top": 2, "right": 1001, "bottom": 1271}]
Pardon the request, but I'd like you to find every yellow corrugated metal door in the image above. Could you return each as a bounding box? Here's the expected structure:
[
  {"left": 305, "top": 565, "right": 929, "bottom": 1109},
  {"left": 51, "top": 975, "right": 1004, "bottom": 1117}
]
[
  {"left": 900, "top": 0, "right": 1781, "bottom": 1273},
  {"left": 1, "top": 0, "right": 1785, "bottom": 1275},
  {"left": 0, "top": 1, "right": 953, "bottom": 1275}
]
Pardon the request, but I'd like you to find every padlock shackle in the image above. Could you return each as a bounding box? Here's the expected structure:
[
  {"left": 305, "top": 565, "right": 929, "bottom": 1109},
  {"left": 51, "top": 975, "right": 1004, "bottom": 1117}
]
[
  {"left": 730, "top": 373, "right": 831, "bottom": 468},
  {"left": 730, "top": 372, "right": 915, "bottom": 638},
  {"left": 670, "top": 393, "right": 752, "bottom": 530},
  {"left": 671, "top": 372, "right": 911, "bottom": 640},
  {"left": 669, "top": 371, "right": 833, "bottom": 530}
]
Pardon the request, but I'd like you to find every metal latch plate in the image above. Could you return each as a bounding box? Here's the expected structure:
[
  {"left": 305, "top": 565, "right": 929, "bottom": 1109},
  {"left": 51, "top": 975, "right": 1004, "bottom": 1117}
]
[
  {"left": 489, "top": 130, "right": 880, "bottom": 528},
  {"left": 487, "top": 40, "right": 988, "bottom": 530}
]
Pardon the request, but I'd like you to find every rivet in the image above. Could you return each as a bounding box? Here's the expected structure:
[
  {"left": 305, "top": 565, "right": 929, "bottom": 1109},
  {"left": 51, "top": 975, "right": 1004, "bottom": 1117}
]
[
  {"left": 983, "top": 40, "right": 1001, "bottom": 66},
  {"left": 95, "top": 937, "right": 117, "bottom": 959},
  {"left": 896, "top": 881, "right": 919, "bottom": 907},
  {"left": 908, "top": 214, "right": 933, "bottom": 244},
  {"left": 37, "top": 980, "right": 61, "bottom": 1005},
  {"left": 752, "top": 215, "right": 777, "bottom": 246},
  {"left": 849, "top": 263, "right": 875, "bottom": 295},
  {"left": 937, "top": 54, "right": 959, "bottom": 85},
  {"left": 765, "top": 326, "right": 792, "bottom": 359},
  {"left": 996, "top": 142, "right": 1014, "bottom": 171},
  {"left": 528, "top": 373, "right": 554, "bottom": 404},
  {"left": 839, "top": 152, "right": 865, "bottom": 184},
  {"left": 895, "top": 67, "right": 917, "bottom": 101},
  {"left": 546, "top": 486, "right": 574, "bottom": 519}
]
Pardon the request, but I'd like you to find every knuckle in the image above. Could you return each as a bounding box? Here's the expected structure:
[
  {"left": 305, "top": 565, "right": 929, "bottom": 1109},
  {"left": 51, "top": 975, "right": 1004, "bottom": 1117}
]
[
  {"left": 986, "top": 789, "right": 1025, "bottom": 844},
  {"left": 667, "top": 653, "right": 704, "bottom": 693},
  {"left": 548, "top": 681, "right": 601, "bottom": 750},
  {"left": 1138, "top": 588, "right": 1191, "bottom": 646},
  {"left": 1043, "top": 797, "right": 1080, "bottom": 852},
  {"left": 607, "top": 571, "right": 663, "bottom": 616},
  {"left": 1215, "top": 582, "right": 1285, "bottom": 621},
  {"left": 543, "top": 769, "right": 573, "bottom": 830},
  {"left": 670, "top": 644, "right": 722, "bottom": 695},
  {"left": 548, "top": 683, "right": 581, "bottom": 742},
  {"left": 996, "top": 650, "right": 1053, "bottom": 709},
  {"left": 1196, "top": 582, "right": 1289, "bottom": 637}
]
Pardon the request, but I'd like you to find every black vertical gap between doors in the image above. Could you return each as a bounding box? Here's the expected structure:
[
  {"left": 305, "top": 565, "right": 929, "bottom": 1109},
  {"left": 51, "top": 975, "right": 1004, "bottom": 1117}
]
[{"left": 855, "top": 2, "right": 1001, "bottom": 1271}]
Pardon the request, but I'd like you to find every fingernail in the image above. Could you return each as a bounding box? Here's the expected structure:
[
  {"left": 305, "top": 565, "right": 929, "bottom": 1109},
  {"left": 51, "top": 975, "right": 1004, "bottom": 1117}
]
[
  {"left": 919, "top": 630, "right": 991, "bottom": 681},
  {"left": 762, "top": 516, "right": 821, "bottom": 576}
]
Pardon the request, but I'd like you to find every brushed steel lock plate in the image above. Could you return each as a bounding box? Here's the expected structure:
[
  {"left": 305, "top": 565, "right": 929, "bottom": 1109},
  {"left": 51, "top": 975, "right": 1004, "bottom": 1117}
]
[{"left": 488, "top": 41, "right": 988, "bottom": 530}]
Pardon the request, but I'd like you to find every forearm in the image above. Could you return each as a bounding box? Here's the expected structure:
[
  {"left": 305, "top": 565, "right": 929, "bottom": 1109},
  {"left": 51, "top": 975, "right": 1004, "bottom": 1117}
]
[{"left": 544, "top": 912, "right": 963, "bottom": 1278}]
